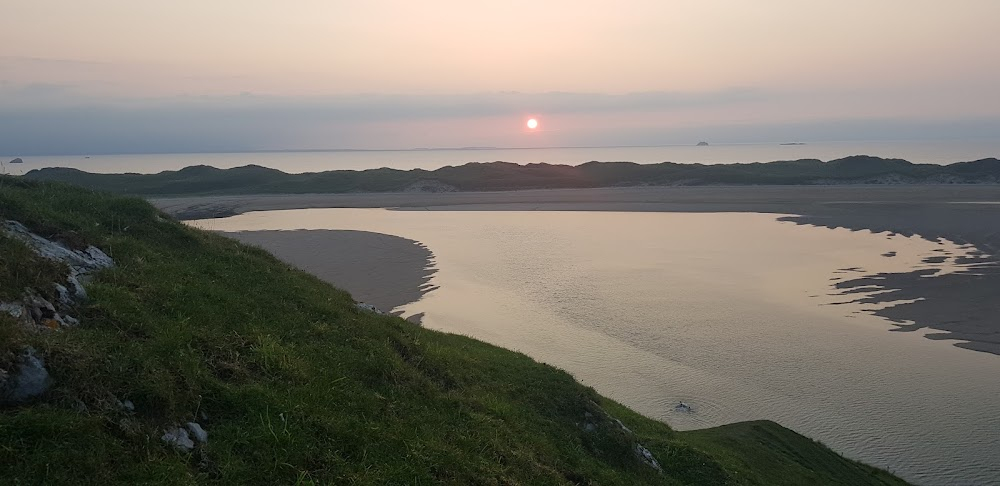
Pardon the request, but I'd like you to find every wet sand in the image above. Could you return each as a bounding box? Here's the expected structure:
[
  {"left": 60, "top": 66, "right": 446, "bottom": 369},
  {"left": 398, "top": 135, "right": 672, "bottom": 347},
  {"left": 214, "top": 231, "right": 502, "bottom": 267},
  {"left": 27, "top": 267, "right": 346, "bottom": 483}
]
[
  {"left": 224, "top": 230, "right": 435, "bottom": 320},
  {"left": 165, "top": 185, "right": 1000, "bottom": 354}
]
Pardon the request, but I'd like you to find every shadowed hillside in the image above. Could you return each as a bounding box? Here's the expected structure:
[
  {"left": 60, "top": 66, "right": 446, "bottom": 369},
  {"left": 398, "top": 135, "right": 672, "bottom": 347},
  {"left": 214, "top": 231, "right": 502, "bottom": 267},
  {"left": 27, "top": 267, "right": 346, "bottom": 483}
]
[{"left": 23, "top": 156, "right": 1000, "bottom": 196}]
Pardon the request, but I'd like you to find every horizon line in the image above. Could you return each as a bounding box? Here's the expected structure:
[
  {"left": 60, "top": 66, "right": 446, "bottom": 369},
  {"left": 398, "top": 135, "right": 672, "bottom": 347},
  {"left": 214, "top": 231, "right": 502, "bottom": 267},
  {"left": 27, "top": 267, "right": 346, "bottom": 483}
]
[{"left": 7, "top": 136, "right": 998, "bottom": 159}]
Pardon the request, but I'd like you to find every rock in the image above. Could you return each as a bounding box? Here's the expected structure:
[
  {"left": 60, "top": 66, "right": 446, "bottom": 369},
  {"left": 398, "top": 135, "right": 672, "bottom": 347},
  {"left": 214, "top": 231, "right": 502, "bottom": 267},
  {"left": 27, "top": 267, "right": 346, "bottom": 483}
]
[
  {"left": 66, "top": 275, "right": 87, "bottom": 300},
  {"left": 9, "top": 158, "right": 23, "bottom": 164},
  {"left": 0, "top": 347, "right": 52, "bottom": 404},
  {"left": 0, "top": 220, "right": 112, "bottom": 331},
  {"left": 613, "top": 418, "right": 632, "bottom": 434},
  {"left": 24, "top": 291, "right": 57, "bottom": 325},
  {"left": 186, "top": 422, "right": 208, "bottom": 444},
  {"left": 0, "top": 302, "right": 29, "bottom": 324},
  {"left": 121, "top": 399, "right": 135, "bottom": 412},
  {"left": 355, "top": 302, "right": 384, "bottom": 314},
  {"left": 54, "top": 283, "right": 73, "bottom": 307},
  {"left": 1, "top": 220, "right": 114, "bottom": 279},
  {"left": 635, "top": 443, "right": 663, "bottom": 471},
  {"left": 162, "top": 426, "right": 195, "bottom": 452}
]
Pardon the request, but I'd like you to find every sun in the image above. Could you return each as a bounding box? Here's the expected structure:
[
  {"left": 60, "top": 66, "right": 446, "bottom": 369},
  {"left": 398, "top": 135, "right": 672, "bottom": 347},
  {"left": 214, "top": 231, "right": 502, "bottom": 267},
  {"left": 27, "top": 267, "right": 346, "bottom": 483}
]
[{"left": 526, "top": 118, "right": 539, "bottom": 130}]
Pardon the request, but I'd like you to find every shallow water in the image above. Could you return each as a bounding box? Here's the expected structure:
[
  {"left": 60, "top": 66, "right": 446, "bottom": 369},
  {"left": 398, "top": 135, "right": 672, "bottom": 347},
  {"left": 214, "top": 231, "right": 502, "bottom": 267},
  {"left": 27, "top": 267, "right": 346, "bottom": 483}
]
[{"left": 195, "top": 210, "right": 1000, "bottom": 485}]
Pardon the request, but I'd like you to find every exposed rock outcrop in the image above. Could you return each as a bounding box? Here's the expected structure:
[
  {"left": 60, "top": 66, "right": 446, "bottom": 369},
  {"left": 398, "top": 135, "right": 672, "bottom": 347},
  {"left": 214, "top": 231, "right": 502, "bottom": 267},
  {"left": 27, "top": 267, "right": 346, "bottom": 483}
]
[
  {"left": 355, "top": 302, "right": 385, "bottom": 315},
  {"left": 162, "top": 422, "right": 209, "bottom": 452},
  {"left": 1, "top": 220, "right": 114, "bottom": 331},
  {"left": 162, "top": 426, "right": 196, "bottom": 451},
  {"left": 580, "top": 402, "right": 663, "bottom": 473},
  {"left": 1, "top": 220, "right": 114, "bottom": 406},
  {"left": 0, "top": 347, "right": 52, "bottom": 404},
  {"left": 2, "top": 220, "right": 114, "bottom": 281}
]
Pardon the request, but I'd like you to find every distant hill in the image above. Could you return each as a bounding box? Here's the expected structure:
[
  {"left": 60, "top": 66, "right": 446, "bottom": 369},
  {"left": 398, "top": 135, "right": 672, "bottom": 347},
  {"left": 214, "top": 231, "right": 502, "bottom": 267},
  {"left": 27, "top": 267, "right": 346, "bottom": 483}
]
[{"left": 23, "top": 156, "right": 1000, "bottom": 196}]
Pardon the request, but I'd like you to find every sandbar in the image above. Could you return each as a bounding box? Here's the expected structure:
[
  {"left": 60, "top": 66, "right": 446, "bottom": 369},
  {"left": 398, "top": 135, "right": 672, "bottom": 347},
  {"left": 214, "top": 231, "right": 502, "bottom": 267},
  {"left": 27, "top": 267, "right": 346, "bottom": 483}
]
[{"left": 223, "top": 230, "right": 435, "bottom": 320}]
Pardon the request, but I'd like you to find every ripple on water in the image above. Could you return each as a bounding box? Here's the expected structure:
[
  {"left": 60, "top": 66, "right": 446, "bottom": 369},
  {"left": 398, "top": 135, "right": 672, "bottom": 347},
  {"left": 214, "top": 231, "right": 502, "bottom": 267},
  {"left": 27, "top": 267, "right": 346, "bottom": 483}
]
[
  {"left": 196, "top": 209, "right": 1000, "bottom": 485},
  {"left": 651, "top": 394, "right": 740, "bottom": 429}
]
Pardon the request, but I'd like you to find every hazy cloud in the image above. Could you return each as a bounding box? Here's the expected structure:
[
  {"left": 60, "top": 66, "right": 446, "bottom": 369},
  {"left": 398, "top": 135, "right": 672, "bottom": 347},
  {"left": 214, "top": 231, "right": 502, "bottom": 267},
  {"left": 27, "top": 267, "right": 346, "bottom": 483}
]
[{"left": 1, "top": 86, "right": 997, "bottom": 155}]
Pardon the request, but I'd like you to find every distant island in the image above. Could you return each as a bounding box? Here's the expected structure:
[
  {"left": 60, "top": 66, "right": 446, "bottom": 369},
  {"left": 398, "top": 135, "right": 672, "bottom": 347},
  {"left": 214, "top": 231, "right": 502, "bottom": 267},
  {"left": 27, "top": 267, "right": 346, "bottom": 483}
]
[
  {"left": 22, "top": 155, "right": 1000, "bottom": 196},
  {"left": 696, "top": 141, "right": 710, "bottom": 146},
  {"left": 9, "top": 157, "right": 23, "bottom": 164},
  {"left": 780, "top": 142, "right": 806, "bottom": 146}
]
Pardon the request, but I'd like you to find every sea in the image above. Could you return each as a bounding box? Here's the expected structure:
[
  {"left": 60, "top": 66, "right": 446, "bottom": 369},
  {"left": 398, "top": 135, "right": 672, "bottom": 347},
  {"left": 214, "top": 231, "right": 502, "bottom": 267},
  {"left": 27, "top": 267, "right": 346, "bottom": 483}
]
[
  {"left": 195, "top": 209, "right": 1000, "bottom": 486},
  {"left": 4, "top": 138, "right": 1000, "bottom": 175}
]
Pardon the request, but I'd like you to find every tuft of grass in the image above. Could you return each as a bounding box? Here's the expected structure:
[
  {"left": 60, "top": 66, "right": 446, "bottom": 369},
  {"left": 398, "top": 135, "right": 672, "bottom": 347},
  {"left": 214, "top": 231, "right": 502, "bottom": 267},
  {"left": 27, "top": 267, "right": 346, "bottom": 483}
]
[
  {"left": 0, "top": 234, "right": 69, "bottom": 302},
  {"left": 0, "top": 175, "right": 909, "bottom": 484}
]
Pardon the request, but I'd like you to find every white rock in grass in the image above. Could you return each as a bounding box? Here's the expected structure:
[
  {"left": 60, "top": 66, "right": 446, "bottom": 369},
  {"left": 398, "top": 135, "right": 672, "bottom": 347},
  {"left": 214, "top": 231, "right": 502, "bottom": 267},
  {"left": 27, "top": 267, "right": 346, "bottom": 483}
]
[
  {"left": 66, "top": 275, "right": 87, "bottom": 301},
  {"left": 186, "top": 422, "right": 208, "bottom": 444},
  {"left": 54, "top": 283, "right": 73, "bottom": 307},
  {"left": 0, "top": 302, "right": 26, "bottom": 319},
  {"left": 635, "top": 443, "right": 663, "bottom": 471},
  {"left": 162, "top": 426, "right": 195, "bottom": 452},
  {"left": 355, "top": 302, "right": 384, "bottom": 314},
  {"left": 1, "top": 220, "right": 114, "bottom": 279}
]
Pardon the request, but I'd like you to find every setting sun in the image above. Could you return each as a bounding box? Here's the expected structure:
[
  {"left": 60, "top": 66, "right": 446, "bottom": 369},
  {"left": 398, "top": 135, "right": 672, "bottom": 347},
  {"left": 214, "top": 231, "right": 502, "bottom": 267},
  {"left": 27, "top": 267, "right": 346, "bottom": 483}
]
[{"left": 526, "top": 118, "right": 539, "bottom": 130}]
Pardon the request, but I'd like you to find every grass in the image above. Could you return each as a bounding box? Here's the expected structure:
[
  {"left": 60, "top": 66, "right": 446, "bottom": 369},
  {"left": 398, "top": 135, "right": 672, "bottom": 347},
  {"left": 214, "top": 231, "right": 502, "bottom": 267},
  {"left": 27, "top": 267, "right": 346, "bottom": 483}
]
[
  {"left": 22, "top": 156, "right": 1000, "bottom": 196},
  {"left": 0, "top": 175, "right": 909, "bottom": 484}
]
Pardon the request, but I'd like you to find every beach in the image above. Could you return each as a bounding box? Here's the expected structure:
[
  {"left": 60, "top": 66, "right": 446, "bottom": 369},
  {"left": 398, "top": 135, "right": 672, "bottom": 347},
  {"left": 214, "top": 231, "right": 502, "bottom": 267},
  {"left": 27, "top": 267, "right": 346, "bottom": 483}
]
[
  {"left": 167, "top": 185, "right": 1000, "bottom": 355},
  {"left": 223, "top": 229, "right": 436, "bottom": 319},
  {"left": 168, "top": 185, "right": 1000, "bottom": 354},
  {"left": 178, "top": 187, "right": 1000, "bottom": 483}
]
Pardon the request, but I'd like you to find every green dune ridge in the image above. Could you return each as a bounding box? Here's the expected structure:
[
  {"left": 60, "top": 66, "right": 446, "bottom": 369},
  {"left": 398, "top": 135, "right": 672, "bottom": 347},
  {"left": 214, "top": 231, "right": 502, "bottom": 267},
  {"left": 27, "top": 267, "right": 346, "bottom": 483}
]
[
  {"left": 22, "top": 155, "right": 1000, "bottom": 196},
  {"left": 0, "top": 177, "right": 906, "bottom": 484}
]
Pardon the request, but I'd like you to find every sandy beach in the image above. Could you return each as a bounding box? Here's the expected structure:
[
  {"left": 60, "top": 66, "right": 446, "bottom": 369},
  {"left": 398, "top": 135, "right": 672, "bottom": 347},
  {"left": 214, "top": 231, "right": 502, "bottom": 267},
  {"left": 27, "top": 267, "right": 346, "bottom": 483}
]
[
  {"left": 224, "top": 230, "right": 435, "bottom": 320},
  {"left": 168, "top": 185, "right": 1000, "bottom": 354}
]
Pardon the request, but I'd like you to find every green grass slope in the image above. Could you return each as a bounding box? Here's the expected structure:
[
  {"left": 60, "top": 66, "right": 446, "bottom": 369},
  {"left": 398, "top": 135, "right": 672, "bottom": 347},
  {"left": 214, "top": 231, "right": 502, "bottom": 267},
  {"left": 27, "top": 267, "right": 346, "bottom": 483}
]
[{"left": 0, "top": 177, "right": 908, "bottom": 485}]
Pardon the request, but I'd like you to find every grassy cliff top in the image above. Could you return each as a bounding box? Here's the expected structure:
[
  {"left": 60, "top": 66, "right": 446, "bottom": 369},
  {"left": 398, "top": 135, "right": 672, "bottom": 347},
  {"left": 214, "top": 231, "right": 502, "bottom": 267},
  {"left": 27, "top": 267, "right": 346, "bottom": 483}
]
[
  {"left": 22, "top": 156, "right": 1000, "bottom": 196},
  {"left": 0, "top": 176, "right": 907, "bottom": 484}
]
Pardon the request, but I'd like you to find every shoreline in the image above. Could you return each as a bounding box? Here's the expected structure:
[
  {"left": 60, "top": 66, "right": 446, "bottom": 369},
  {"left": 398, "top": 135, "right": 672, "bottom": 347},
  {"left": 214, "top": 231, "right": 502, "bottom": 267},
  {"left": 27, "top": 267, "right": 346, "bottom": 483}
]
[
  {"left": 174, "top": 185, "right": 1000, "bottom": 356},
  {"left": 222, "top": 230, "right": 435, "bottom": 321}
]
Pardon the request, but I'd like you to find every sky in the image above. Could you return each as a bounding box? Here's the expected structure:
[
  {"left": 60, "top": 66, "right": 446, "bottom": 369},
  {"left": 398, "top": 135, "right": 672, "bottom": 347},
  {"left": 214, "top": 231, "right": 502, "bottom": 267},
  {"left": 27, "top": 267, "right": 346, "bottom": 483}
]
[{"left": 2, "top": 0, "right": 1000, "bottom": 155}]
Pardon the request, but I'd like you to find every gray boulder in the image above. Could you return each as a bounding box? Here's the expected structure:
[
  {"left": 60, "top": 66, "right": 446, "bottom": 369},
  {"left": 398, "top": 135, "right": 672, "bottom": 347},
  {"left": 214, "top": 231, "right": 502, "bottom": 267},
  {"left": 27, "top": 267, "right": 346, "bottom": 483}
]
[
  {"left": 186, "top": 422, "right": 208, "bottom": 444},
  {"left": 0, "top": 347, "right": 52, "bottom": 404},
  {"left": 0, "top": 302, "right": 30, "bottom": 325},
  {"left": 355, "top": 302, "right": 385, "bottom": 314},
  {"left": 162, "top": 426, "right": 195, "bottom": 452}
]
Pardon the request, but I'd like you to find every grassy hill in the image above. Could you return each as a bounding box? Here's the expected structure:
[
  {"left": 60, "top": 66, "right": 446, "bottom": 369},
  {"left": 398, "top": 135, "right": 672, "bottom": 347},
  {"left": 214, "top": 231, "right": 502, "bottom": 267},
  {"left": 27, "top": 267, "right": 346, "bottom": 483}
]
[
  {"left": 0, "top": 176, "right": 907, "bottom": 484},
  {"left": 21, "top": 156, "right": 1000, "bottom": 196}
]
